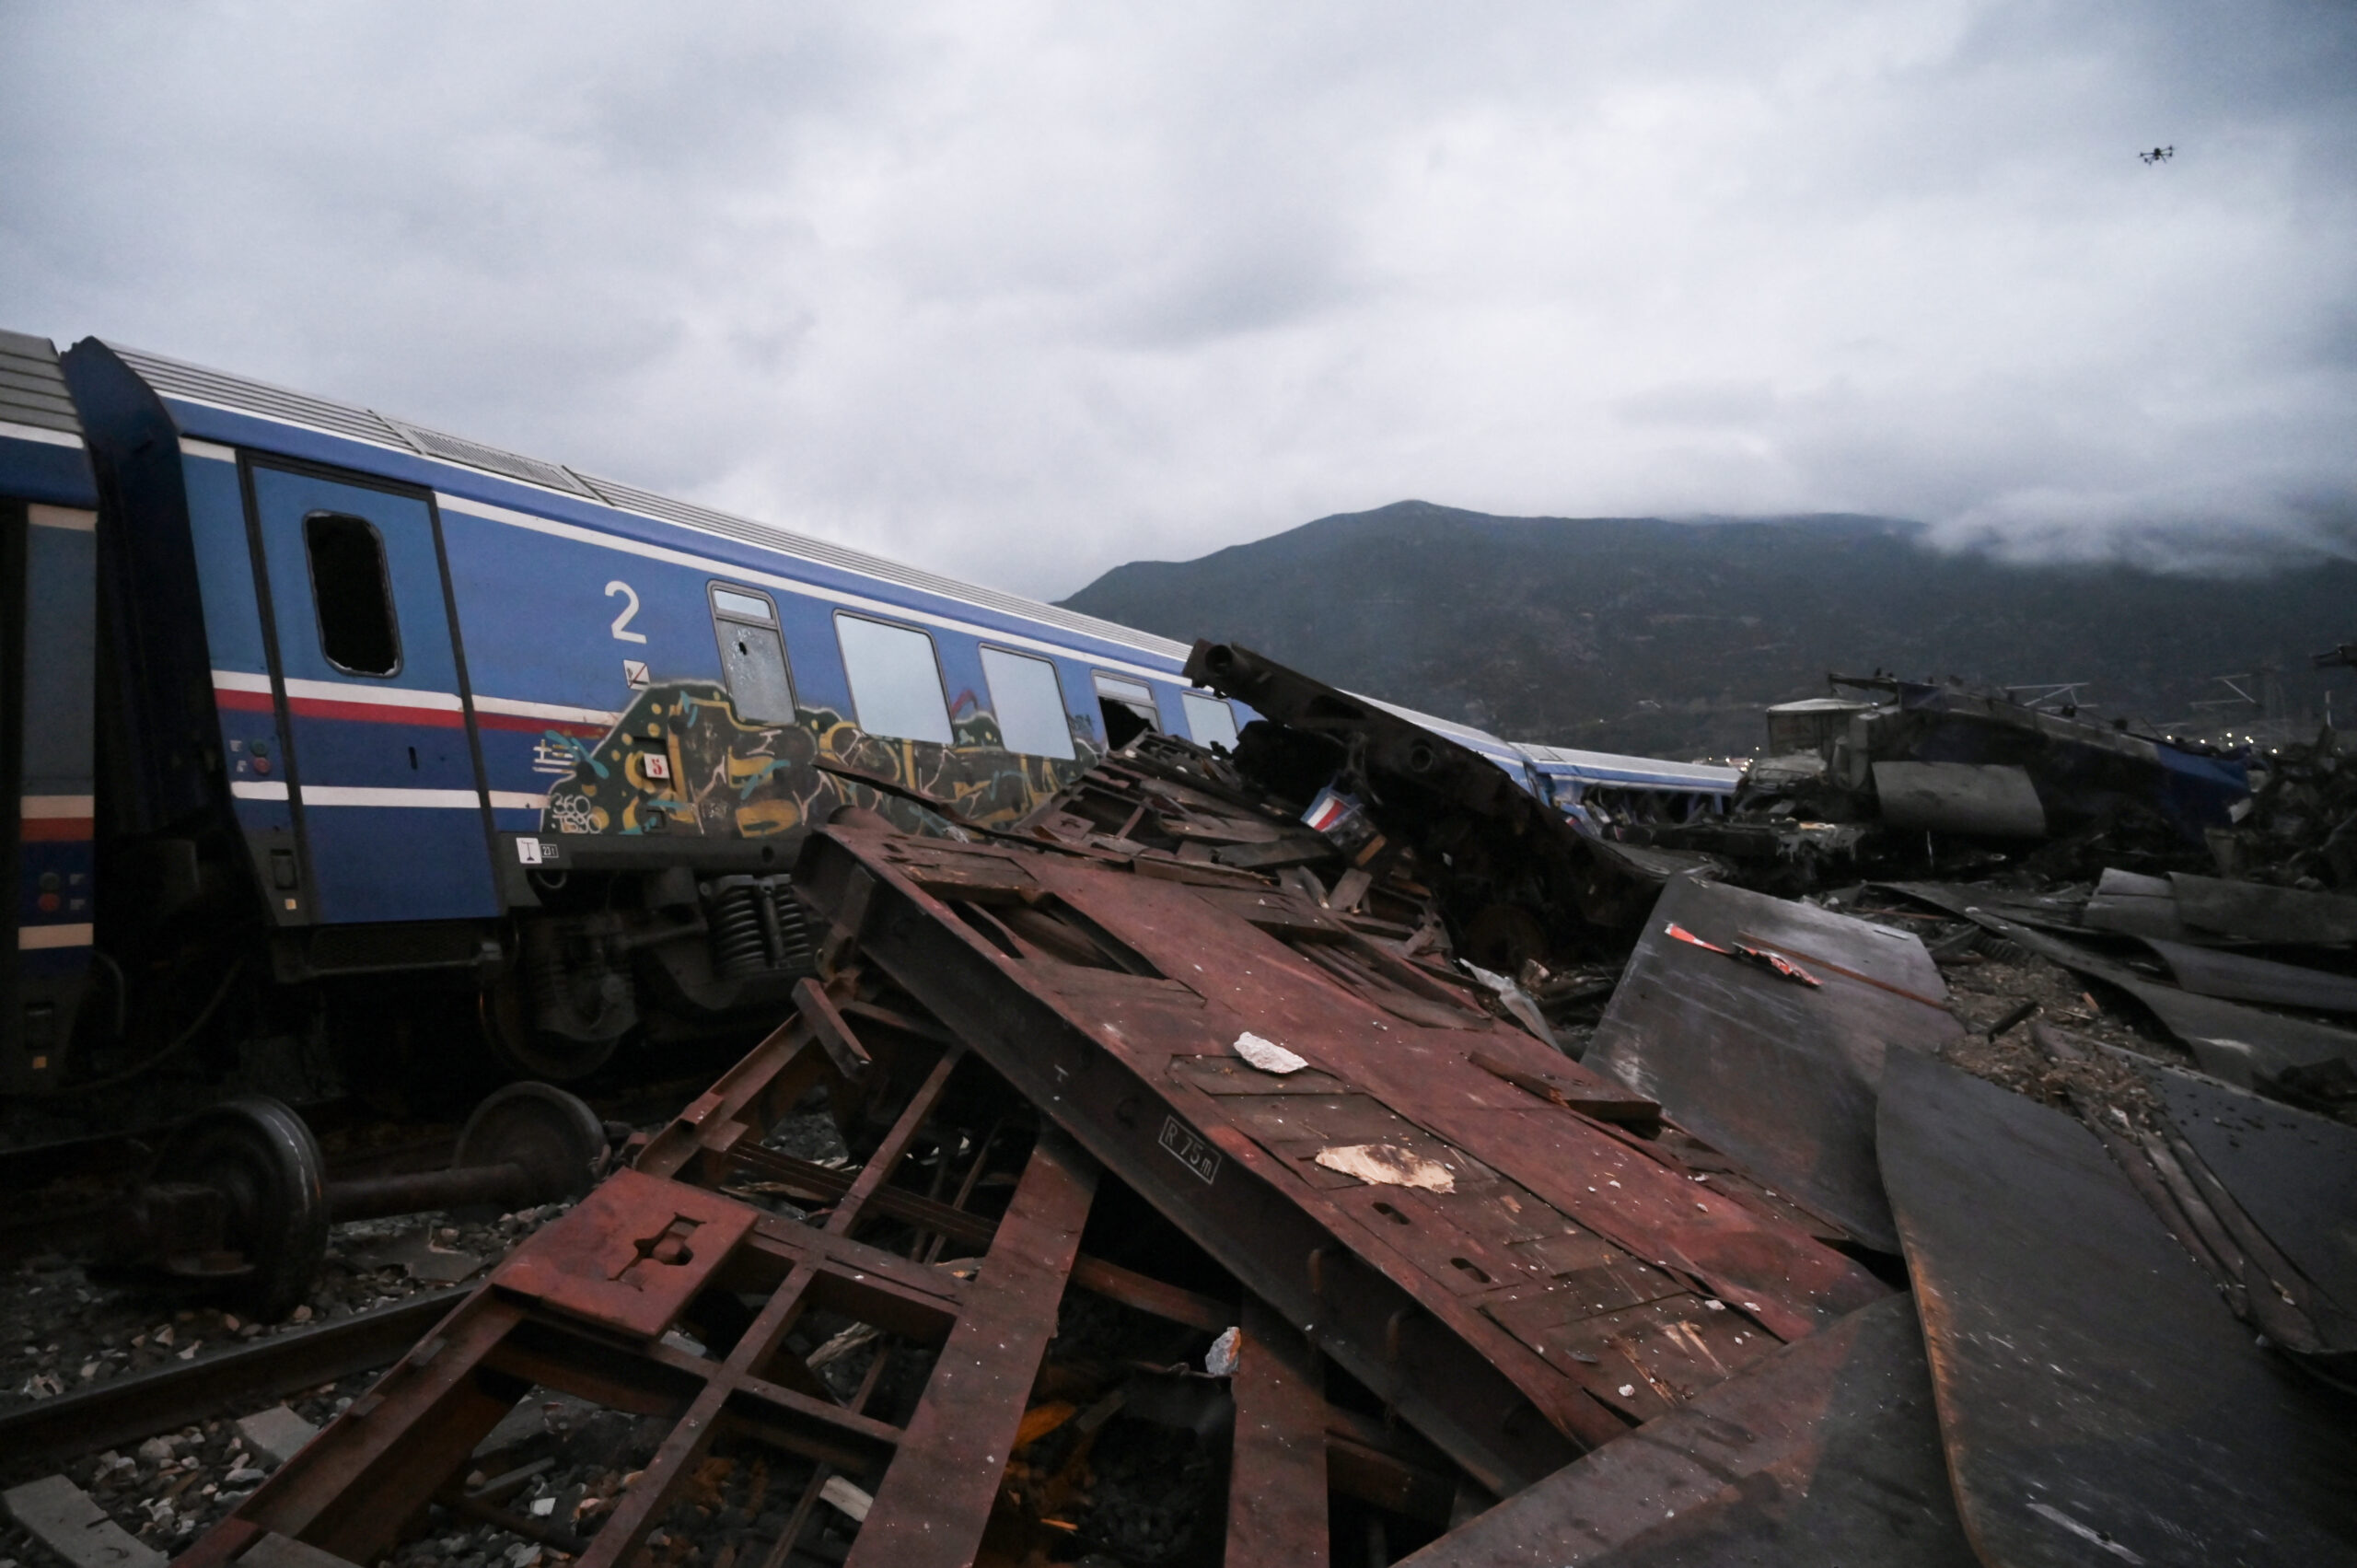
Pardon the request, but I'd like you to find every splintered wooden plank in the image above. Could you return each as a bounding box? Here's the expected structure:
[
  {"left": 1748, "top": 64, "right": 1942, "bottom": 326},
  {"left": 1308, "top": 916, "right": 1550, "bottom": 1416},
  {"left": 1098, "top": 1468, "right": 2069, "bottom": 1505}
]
[
  {"left": 1226, "top": 1297, "right": 1330, "bottom": 1568},
  {"left": 843, "top": 1132, "right": 1099, "bottom": 1568},
  {"left": 1396, "top": 1293, "right": 1973, "bottom": 1568},
  {"left": 1878, "top": 1050, "right": 2357, "bottom": 1566}
]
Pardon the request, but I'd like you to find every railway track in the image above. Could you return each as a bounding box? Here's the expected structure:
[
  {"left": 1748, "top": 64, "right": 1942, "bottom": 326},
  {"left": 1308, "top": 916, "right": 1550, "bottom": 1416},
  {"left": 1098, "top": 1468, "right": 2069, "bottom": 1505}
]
[{"left": 0, "top": 1288, "right": 461, "bottom": 1462}]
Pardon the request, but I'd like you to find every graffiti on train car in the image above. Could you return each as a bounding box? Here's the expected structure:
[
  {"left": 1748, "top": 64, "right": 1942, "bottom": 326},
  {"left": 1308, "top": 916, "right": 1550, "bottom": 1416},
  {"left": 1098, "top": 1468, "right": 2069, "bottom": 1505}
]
[{"left": 539, "top": 679, "right": 1100, "bottom": 841}]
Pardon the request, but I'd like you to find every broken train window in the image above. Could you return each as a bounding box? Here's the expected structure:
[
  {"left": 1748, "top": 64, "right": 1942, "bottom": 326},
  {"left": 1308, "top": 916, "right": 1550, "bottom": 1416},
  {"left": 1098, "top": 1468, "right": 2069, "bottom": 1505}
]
[
  {"left": 304, "top": 511, "right": 401, "bottom": 677},
  {"left": 1092, "top": 672, "right": 1162, "bottom": 749},
  {"left": 710, "top": 583, "right": 796, "bottom": 724},
  {"left": 1180, "top": 691, "right": 1242, "bottom": 752}
]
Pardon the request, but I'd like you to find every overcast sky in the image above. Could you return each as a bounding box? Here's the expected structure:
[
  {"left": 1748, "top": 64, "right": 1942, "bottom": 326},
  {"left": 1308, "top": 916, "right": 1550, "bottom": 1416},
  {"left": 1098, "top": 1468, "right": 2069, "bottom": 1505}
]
[{"left": 6, "top": 2, "right": 2353, "bottom": 598}]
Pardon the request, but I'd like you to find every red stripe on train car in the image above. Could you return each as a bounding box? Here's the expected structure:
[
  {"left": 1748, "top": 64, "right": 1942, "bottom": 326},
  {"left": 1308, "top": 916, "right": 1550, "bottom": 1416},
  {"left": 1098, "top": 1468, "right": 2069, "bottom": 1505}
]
[
  {"left": 20, "top": 818, "right": 94, "bottom": 842},
  {"left": 284, "top": 695, "right": 468, "bottom": 728}
]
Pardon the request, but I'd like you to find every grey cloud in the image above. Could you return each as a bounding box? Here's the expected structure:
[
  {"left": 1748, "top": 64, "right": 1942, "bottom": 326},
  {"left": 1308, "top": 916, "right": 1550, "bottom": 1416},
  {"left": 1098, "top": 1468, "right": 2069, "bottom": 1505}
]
[{"left": 3, "top": 0, "right": 2352, "bottom": 600}]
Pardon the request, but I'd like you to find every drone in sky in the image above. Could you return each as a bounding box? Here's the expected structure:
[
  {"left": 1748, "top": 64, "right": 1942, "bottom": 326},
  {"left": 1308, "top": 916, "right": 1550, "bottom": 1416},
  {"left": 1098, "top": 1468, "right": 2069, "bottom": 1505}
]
[{"left": 2141, "top": 145, "right": 2175, "bottom": 164}]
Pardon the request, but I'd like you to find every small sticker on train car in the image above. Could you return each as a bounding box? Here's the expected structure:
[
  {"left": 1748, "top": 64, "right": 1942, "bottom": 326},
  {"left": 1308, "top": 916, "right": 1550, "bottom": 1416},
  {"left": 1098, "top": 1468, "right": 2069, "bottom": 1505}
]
[
  {"left": 642, "top": 753, "right": 671, "bottom": 780},
  {"left": 623, "top": 659, "right": 651, "bottom": 688},
  {"left": 1159, "top": 1117, "right": 1220, "bottom": 1185},
  {"left": 517, "top": 839, "right": 544, "bottom": 865}
]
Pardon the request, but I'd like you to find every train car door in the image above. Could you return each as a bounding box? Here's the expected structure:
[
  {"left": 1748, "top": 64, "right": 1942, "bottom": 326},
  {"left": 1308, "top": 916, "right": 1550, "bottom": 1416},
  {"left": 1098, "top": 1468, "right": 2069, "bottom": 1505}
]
[{"left": 246, "top": 465, "right": 497, "bottom": 923}]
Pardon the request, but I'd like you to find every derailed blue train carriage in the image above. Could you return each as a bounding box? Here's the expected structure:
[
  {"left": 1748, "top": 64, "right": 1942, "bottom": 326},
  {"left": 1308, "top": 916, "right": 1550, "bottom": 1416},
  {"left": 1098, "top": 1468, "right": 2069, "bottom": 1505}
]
[
  {"left": 6, "top": 332, "right": 1254, "bottom": 1106},
  {"left": 1, "top": 332, "right": 101, "bottom": 1094}
]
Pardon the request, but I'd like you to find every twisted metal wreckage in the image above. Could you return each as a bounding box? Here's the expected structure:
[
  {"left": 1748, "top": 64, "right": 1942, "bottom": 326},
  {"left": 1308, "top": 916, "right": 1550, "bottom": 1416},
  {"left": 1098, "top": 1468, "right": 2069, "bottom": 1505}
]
[{"left": 17, "top": 643, "right": 2357, "bottom": 1567}]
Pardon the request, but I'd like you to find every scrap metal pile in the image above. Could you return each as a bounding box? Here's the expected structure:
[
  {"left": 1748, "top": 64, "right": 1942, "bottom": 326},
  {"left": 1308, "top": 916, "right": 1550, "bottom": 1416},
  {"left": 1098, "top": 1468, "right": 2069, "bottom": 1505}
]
[
  {"left": 1620, "top": 671, "right": 2267, "bottom": 890},
  {"left": 9, "top": 644, "right": 2356, "bottom": 1567}
]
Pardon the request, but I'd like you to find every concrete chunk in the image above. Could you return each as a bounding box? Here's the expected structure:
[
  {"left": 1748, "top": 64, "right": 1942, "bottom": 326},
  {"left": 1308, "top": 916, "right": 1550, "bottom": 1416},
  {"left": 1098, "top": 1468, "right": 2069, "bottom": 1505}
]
[
  {"left": 236, "top": 1404, "right": 321, "bottom": 1467},
  {"left": 1, "top": 1473, "right": 165, "bottom": 1568}
]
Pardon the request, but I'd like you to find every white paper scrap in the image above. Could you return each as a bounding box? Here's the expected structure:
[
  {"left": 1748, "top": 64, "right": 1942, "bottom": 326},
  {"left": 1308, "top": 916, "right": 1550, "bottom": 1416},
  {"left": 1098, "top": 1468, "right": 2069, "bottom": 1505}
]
[
  {"left": 1234, "top": 1031, "right": 1308, "bottom": 1075},
  {"left": 1313, "top": 1143, "right": 1457, "bottom": 1193}
]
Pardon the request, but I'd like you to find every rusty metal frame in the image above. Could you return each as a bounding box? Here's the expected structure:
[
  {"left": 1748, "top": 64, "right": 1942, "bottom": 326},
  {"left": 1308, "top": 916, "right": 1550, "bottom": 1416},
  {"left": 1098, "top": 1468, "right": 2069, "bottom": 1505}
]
[
  {"left": 795, "top": 824, "right": 1887, "bottom": 1498},
  {"left": 177, "top": 981, "right": 1105, "bottom": 1568}
]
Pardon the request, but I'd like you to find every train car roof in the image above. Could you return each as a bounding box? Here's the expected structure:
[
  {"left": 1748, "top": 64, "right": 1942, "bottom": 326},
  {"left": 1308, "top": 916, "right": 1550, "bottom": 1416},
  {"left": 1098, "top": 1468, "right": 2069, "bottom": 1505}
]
[
  {"left": 87, "top": 336, "right": 1545, "bottom": 762},
  {"left": 0, "top": 329, "right": 98, "bottom": 508},
  {"left": 1513, "top": 743, "right": 1743, "bottom": 792},
  {"left": 96, "top": 339, "right": 1195, "bottom": 668}
]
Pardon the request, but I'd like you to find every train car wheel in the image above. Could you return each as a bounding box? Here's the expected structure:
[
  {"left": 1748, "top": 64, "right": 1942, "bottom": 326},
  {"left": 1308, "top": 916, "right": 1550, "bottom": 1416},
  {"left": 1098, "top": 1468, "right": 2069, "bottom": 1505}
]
[
  {"left": 481, "top": 980, "right": 621, "bottom": 1082},
  {"left": 154, "top": 1096, "right": 329, "bottom": 1320},
  {"left": 451, "top": 1081, "right": 609, "bottom": 1211}
]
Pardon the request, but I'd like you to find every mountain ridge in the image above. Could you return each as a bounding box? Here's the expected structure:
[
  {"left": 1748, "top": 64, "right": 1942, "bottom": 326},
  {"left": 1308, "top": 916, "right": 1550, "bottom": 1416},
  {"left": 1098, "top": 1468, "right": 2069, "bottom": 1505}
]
[{"left": 1056, "top": 501, "right": 2354, "bottom": 758}]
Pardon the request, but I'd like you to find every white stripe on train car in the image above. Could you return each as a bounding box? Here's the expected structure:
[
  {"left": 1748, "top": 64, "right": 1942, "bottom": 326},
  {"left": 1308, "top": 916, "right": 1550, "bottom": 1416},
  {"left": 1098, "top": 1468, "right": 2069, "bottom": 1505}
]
[
  {"left": 435, "top": 491, "right": 1188, "bottom": 690},
  {"left": 0, "top": 420, "right": 84, "bottom": 450},
  {"left": 300, "top": 786, "right": 481, "bottom": 808},
  {"left": 214, "top": 669, "right": 273, "bottom": 695},
  {"left": 179, "top": 438, "right": 239, "bottom": 463},
  {"left": 475, "top": 694, "right": 621, "bottom": 726},
  {"left": 230, "top": 781, "right": 539, "bottom": 809},
  {"left": 18, "top": 924, "right": 95, "bottom": 950},
  {"left": 28, "top": 505, "right": 97, "bottom": 532},
  {"left": 282, "top": 677, "right": 463, "bottom": 711},
  {"left": 20, "top": 796, "right": 96, "bottom": 818}
]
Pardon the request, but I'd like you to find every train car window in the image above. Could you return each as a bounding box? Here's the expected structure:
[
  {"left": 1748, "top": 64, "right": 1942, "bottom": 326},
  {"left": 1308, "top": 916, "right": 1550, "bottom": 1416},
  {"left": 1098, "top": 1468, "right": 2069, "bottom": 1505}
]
[
  {"left": 1092, "top": 672, "right": 1161, "bottom": 749},
  {"left": 979, "top": 646, "right": 1076, "bottom": 760},
  {"left": 709, "top": 584, "right": 795, "bottom": 724},
  {"left": 836, "top": 614, "right": 954, "bottom": 744},
  {"left": 303, "top": 512, "right": 401, "bottom": 677},
  {"left": 1180, "top": 691, "right": 1242, "bottom": 752}
]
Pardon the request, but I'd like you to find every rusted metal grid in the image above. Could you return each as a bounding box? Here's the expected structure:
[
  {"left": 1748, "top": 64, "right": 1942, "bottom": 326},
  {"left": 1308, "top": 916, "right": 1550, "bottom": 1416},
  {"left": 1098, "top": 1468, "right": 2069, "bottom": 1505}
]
[
  {"left": 795, "top": 820, "right": 1889, "bottom": 1502},
  {"left": 174, "top": 972, "right": 1130, "bottom": 1568}
]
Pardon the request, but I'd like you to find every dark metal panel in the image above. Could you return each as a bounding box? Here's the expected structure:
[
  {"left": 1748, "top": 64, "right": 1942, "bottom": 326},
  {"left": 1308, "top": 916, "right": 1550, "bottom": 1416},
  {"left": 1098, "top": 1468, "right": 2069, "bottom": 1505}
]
[
  {"left": 1891, "top": 890, "right": 2357, "bottom": 1090},
  {"left": 1877, "top": 1050, "right": 2357, "bottom": 1566},
  {"left": 2145, "top": 937, "right": 2357, "bottom": 1014},
  {"left": 2147, "top": 1062, "right": 2357, "bottom": 1314},
  {"left": 2080, "top": 867, "right": 2204, "bottom": 942},
  {"left": 2170, "top": 872, "right": 2357, "bottom": 946},
  {"left": 1587, "top": 877, "right": 1960, "bottom": 1253},
  {"left": 1395, "top": 1292, "right": 1973, "bottom": 1568}
]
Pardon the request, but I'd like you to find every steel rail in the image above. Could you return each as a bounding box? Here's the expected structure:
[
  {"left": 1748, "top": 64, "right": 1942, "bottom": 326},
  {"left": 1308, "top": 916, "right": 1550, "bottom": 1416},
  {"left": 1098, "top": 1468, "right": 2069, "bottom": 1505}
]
[{"left": 0, "top": 1288, "right": 461, "bottom": 1460}]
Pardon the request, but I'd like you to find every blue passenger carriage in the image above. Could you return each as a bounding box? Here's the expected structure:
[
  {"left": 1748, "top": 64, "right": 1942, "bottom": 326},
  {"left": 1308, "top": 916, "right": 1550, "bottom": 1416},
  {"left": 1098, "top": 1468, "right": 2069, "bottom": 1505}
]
[
  {"left": 1, "top": 331, "right": 102, "bottom": 1096},
  {"left": 8, "top": 335, "right": 1252, "bottom": 1102}
]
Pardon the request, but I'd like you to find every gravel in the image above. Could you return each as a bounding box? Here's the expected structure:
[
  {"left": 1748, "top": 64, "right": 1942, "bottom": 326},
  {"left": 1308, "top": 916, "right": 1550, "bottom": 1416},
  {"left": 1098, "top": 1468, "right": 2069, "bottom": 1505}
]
[{"left": 0, "top": 1198, "right": 578, "bottom": 1562}]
